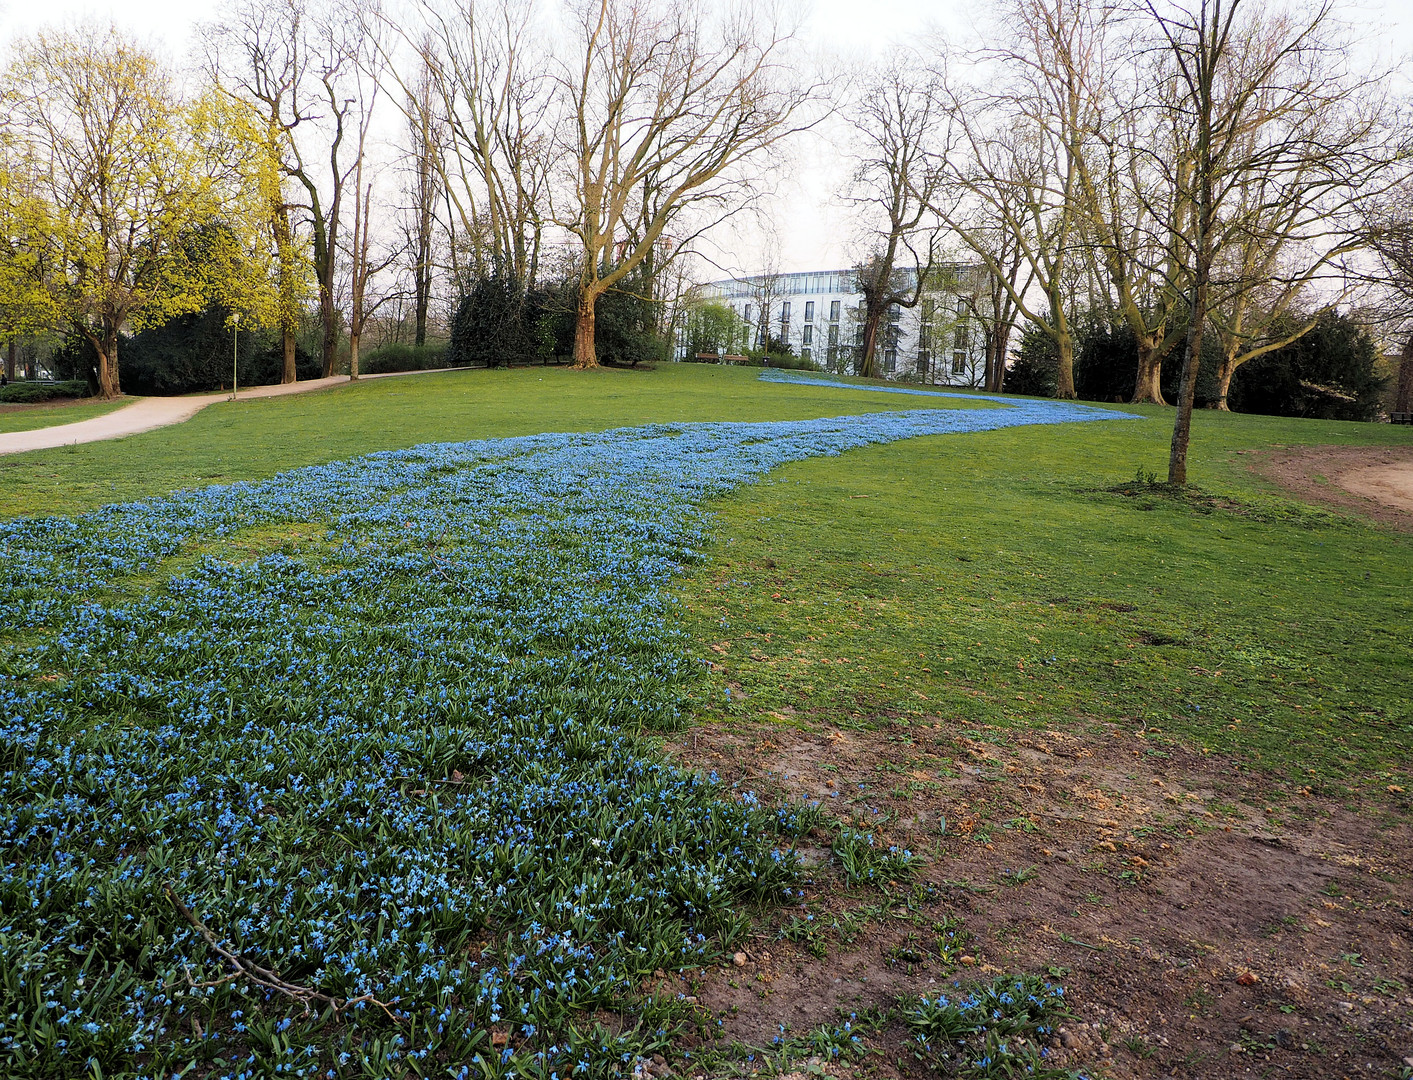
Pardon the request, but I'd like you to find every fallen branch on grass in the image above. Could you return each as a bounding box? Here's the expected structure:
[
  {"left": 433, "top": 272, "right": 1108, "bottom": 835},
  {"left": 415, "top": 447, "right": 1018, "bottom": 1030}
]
[{"left": 164, "top": 885, "right": 399, "bottom": 1023}]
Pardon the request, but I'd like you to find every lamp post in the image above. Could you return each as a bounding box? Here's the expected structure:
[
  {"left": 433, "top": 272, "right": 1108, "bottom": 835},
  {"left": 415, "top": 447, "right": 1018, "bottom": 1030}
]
[{"left": 231, "top": 312, "right": 241, "bottom": 401}]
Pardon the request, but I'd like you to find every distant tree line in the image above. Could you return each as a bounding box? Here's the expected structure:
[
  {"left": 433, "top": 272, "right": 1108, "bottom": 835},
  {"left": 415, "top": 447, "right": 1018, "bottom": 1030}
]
[{"left": 0, "top": 0, "right": 813, "bottom": 395}]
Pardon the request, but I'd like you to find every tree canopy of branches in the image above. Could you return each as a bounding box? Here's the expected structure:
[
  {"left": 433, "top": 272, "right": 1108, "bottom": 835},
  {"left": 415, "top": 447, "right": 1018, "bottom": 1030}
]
[
  {"left": 205, "top": 0, "right": 377, "bottom": 379},
  {"left": 846, "top": 55, "right": 945, "bottom": 379},
  {"left": 556, "top": 0, "right": 814, "bottom": 369}
]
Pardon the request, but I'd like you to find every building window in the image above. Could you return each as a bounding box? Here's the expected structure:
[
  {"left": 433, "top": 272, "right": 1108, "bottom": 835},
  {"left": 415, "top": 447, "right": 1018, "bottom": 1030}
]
[
  {"left": 829, "top": 300, "right": 840, "bottom": 322},
  {"left": 917, "top": 350, "right": 930, "bottom": 377},
  {"left": 827, "top": 344, "right": 838, "bottom": 368},
  {"left": 801, "top": 347, "right": 812, "bottom": 362},
  {"left": 828, "top": 324, "right": 839, "bottom": 346},
  {"left": 854, "top": 323, "right": 864, "bottom": 346},
  {"left": 952, "top": 352, "right": 966, "bottom": 375},
  {"left": 888, "top": 303, "right": 901, "bottom": 321},
  {"left": 804, "top": 300, "right": 814, "bottom": 322},
  {"left": 781, "top": 301, "right": 791, "bottom": 322},
  {"left": 743, "top": 304, "right": 752, "bottom": 325},
  {"left": 884, "top": 348, "right": 897, "bottom": 373},
  {"left": 802, "top": 324, "right": 813, "bottom": 345},
  {"left": 954, "top": 325, "right": 969, "bottom": 351}
]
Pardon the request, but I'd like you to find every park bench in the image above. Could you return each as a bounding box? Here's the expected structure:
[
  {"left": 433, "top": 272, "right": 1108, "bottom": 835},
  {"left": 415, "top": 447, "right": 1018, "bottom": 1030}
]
[{"left": 1392, "top": 411, "right": 1412, "bottom": 425}]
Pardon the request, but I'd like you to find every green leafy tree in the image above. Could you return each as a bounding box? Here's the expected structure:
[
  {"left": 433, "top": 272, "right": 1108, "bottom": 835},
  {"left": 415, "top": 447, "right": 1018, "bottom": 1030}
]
[{"left": 2, "top": 26, "right": 277, "bottom": 398}]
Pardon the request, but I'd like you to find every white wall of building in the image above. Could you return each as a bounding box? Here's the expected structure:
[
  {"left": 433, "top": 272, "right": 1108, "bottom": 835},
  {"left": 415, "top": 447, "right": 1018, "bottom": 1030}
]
[{"left": 697, "top": 268, "right": 988, "bottom": 386}]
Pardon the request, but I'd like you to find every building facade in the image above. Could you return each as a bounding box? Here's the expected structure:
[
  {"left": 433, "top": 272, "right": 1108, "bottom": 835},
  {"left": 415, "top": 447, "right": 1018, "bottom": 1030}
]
[{"left": 696, "top": 267, "right": 989, "bottom": 386}]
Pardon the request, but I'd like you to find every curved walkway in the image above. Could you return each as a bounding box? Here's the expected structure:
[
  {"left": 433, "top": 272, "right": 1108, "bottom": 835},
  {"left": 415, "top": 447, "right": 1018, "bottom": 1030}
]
[{"left": 0, "top": 369, "right": 456, "bottom": 456}]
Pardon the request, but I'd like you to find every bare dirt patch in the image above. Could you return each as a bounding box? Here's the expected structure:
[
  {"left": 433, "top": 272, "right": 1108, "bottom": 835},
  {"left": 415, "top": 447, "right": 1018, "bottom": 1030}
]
[
  {"left": 661, "top": 717, "right": 1413, "bottom": 1079},
  {"left": 1249, "top": 443, "right": 1413, "bottom": 531}
]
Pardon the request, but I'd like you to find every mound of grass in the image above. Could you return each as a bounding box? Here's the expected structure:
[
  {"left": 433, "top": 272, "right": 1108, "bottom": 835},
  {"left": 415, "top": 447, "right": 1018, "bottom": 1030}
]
[{"left": 678, "top": 383, "right": 1413, "bottom": 789}]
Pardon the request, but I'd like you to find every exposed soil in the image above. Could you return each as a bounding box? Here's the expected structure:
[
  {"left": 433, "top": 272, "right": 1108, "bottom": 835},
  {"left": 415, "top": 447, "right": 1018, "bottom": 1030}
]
[
  {"left": 660, "top": 718, "right": 1413, "bottom": 1079},
  {"left": 1250, "top": 443, "right": 1413, "bottom": 531}
]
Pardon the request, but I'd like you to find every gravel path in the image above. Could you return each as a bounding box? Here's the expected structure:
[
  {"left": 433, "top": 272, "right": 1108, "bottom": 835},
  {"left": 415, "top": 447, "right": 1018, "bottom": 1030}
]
[{"left": 0, "top": 370, "right": 457, "bottom": 456}]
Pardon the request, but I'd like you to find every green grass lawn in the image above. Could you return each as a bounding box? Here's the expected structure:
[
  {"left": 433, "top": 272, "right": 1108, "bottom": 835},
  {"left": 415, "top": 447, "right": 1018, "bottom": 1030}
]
[
  {"left": 674, "top": 394, "right": 1413, "bottom": 794},
  {"left": 0, "top": 395, "right": 130, "bottom": 433},
  {"left": 6, "top": 363, "right": 1410, "bottom": 790},
  {"left": 0, "top": 365, "right": 991, "bottom": 517}
]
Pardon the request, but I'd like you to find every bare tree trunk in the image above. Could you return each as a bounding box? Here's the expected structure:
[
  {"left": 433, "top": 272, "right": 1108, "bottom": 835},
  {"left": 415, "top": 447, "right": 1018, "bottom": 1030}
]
[
  {"left": 320, "top": 282, "right": 339, "bottom": 378},
  {"left": 282, "top": 329, "right": 297, "bottom": 384},
  {"left": 350, "top": 332, "right": 361, "bottom": 379},
  {"left": 1132, "top": 340, "right": 1167, "bottom": 405},
  {"left": 4, "top": 341, "right": 14, "bottom": 382},
  {"left": 414, "top": 259, "right": 431, "bottom": 347},
  {"left": 572, "top": 289, "right": 599, "bottom": 369},
  {"left": 1397, "top": 333, "right": 1413, "bottom": 413},
  {"left": 93, "top": 330, "right": 121, "bottom": 400},
  {"left": 859, "top": 308, "right": 882, "bottom": 378},
  {"left": 1056, "top": 334, "right": 1076, "bottom": 399},
  {"left": 273, "top": 200, "right": 300, "bottom": 385},
  {"left": 1214, "top": 349, "right": 1238, "bottom": 411}
]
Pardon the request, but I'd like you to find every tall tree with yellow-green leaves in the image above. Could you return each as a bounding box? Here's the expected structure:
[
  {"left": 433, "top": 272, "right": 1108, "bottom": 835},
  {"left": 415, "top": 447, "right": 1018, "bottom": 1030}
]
[{"left": 1, "top": 24, "right": 282, "bottom": 398}]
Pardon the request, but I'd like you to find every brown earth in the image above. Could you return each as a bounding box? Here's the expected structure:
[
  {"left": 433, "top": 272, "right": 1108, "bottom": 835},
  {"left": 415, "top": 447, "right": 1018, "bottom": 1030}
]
[
  {"left": 654, "top": 714, "right": 1413, "bottom": 1080},
  {"left": 1250, "top": 444, "right": 1413, "bottom": 531}
]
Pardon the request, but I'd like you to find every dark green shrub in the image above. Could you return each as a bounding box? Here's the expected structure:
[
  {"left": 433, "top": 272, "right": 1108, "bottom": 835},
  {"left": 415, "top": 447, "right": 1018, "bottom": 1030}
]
[
  {"left": 1229, "top": 309, "right": 1384, "bottom": 421},
  {"left": 361, "top": 343, "right": 446, "bottom": 374},
  {"left": 766, "top": 353, "right": 821, "bottom": 371},
  {"left": 1006, "top": 327, "right": 1060, "bottom": 397},
  {"left": 446, "top": 271, "right": 531, "bottom": 368},
  {"left": 119, "top": 305, "right": 317, "bottom": 395},
  {"left": 0, "top": 380, "right": 89, "bottom": 403}
]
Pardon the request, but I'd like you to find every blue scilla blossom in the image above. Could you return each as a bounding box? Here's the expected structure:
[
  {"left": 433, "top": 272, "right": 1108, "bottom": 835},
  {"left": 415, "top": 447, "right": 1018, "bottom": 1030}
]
[{"left": 0, "top": 391, "right": 1132, "bottom": 1077}]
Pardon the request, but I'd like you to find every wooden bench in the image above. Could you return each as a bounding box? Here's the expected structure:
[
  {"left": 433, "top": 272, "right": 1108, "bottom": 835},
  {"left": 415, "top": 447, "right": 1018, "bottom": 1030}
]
[{"left": 1392, "top": 412, "right": 1412, "bottom": 425}]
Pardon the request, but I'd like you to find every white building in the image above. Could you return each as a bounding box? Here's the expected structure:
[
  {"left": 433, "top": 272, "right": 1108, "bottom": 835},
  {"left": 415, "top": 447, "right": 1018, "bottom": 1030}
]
[{"left": 696, "top": 267, "right": 990, "bottom": 385}]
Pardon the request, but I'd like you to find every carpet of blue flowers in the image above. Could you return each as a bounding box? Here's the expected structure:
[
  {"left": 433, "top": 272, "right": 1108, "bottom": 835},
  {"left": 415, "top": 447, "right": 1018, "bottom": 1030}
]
[{"left": 1, "top": 396, "right": 1131, "bottom": 1079}]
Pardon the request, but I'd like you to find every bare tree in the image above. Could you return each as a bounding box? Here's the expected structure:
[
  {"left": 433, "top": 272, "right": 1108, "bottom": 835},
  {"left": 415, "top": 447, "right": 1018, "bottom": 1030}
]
[
  {"left": 557, "top": 0, "right": 816, "bottom": 369},
  {"left": 1069, "top": 54, "right": 1189, "bottom": 403},
  {"left": 402, "top": 47, "right": 442, "bottom": 346},
  {"left": 205, "top": 0, "right": 372, "bottom": 379},
  {"left": 384, "top": 0, "right": 552, "bottom": 291},
  {"left": 1144, "top": 0, "right": 1388, "bottom": 481},
  {"left": 932, "top": 0, "right": 1107, "bottom": 398},
  {"left": 1363, "top": 183, "right": 1413, "bottom": 413},
  {"left": 343, "top": 47, "right": 400, "bottom": 378},
  {"left": 845, "top": 55, "right": 945, "bottom": 379}
]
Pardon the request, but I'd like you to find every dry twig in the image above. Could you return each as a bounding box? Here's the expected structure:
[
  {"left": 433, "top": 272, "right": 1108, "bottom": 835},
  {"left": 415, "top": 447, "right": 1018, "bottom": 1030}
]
[{"left": 164, "top": 885, "right": 399, "bottom": 1023}]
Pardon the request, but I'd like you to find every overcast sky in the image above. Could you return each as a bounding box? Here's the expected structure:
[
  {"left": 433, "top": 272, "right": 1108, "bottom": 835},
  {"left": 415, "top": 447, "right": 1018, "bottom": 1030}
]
[{"left": 2, "top": 0, "right": 1407, "bottom": 277}]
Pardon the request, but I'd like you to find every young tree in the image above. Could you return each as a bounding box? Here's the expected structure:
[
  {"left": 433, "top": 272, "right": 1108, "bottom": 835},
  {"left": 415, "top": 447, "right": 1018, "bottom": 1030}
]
[
  {"left": 1144, "top": 0, "right": 1387, "bottom": 481},
  {"left": 557, "top": 0, "right": 815, "bottom": 370},
  {"left": 2, "top": 26, "right": 250, "bottom": 398},
  {"left": 846, "top": 55, "right": 945, "bottom": 379}
]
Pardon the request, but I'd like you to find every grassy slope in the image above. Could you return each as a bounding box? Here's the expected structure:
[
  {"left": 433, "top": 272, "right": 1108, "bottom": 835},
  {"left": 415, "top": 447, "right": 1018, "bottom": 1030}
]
[
  {"left": 0, "top": 396, "right": 129, "bottom": 433},
  {"left": 676, "top": 399, "right": 1413, "bottom": 793},
  {"left": 6, "top": 363, "right": 1410, "bottom": 790}
]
